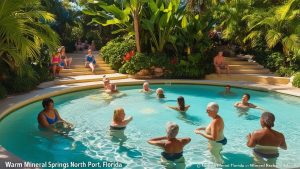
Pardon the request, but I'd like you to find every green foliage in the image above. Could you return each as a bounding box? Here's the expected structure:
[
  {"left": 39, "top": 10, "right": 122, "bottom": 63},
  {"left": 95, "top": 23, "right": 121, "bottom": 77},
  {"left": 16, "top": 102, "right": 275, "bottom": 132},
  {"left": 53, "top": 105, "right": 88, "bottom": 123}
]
[
  {"left": 167, "top": 53, "right": 214, "bottom": 79},
  {"left": 243, "top": 0, "right": 300, "bottom": 55},
  {"left": 100, "top": 37, "right": 135, "bottom": 70},
  {"left": 3, "top": 68, "right": 39, "bottom": 94},
  {"left": 0, "top": 85, "right": 7, "bottom": 99},
  {"left": 0, "top": 0, "right": 59, "bottom": 76},
  {"left": 292, "top": 72, "right": 300, "bottom": 88},
  {"left": 119, "top": 53, "right": 151, "bottom": 74}
]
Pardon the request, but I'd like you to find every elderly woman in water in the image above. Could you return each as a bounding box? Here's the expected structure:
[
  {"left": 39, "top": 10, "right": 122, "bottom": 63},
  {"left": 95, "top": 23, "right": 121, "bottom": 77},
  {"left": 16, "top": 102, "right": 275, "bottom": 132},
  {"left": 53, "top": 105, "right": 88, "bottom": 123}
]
[
  {"left": 247, "top": 112, "right": 287, "bottom": 165},
  {"left": 194, "top": 102, "right": 226, "bottom": 164},
  {"left": 148, "top": 122, "right": 191, "bottom": 169},
  {"left": 109, "top": 108, "right": 133, "bottom": 141},
  {"left": 37, "top": 98, "right": 73, "bottom": 133},
  {"left": 140, "top": 82, "right": 152, "bottom": 93}
]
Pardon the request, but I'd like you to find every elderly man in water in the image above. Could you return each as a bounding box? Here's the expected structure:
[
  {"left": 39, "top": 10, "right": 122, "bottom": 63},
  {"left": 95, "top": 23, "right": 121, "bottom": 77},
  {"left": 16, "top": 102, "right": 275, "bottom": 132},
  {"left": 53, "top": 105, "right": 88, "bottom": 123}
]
[
  {"left": 247, "top": 112, "right": 287, "bottom": 165},
  {"left": 148, "top": 122, "right": 191, "bottom": 169},
  {"left": 195, "top": 102, "right": 227, "bottom": 164}
]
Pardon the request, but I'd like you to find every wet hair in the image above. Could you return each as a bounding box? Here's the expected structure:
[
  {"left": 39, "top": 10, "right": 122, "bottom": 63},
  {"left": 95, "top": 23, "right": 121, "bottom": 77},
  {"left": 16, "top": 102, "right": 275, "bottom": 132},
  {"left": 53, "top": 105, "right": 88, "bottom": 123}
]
[
  {"left": 226, "top": 85, "right": 231, "bottom": 88},
  {"left": 166, "top": 122, "right": 179, "bottom": 138},
  {"left": 244, "top": 93, "right": 250, "bottom": 100},
  {"left": 42, "top": 98, "right": 54, "bottom": 109},
  {"left": 177, "top": 96, "right": 185, "bottom": 111},
  {"left": 261, "top": 112, "right": 275, "bottom": 128},
  {"left": 207, "top": 102, "right": 219, "bottom": 113},
  {"left": 113, "top": 108, "right": 125, "bottom": 123}
]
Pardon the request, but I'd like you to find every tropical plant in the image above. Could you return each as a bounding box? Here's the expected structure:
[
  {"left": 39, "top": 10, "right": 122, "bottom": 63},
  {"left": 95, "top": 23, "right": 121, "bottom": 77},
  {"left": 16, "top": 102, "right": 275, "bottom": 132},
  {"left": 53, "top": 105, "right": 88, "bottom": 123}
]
[
  {"left": 292, "top": 72, "right": 300, "bottom": 88},
  {"left": 243, "top": 0, "right": 300, "bottom": 55},
  {"left": 100, "top": 36, "right": 135, "bottom": 70},
  {"left": 141, "top": 0, "right": 184, "bottom": 53},
  {"left": 212, "top": 0, "right": 251, "bottom": 47},
  {"left": 0, "top": 0, "right": 59, "bottom": 76},
  {"left": 83, "top": 0, "right": 146, "bottom": 52}
]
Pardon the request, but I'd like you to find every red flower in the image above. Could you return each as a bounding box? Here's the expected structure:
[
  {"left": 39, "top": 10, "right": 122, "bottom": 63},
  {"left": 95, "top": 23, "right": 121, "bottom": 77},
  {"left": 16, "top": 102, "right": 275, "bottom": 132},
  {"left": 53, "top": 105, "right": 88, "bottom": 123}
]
[{"left": 124, "top": 50, "right": 135, "bottom": 62}]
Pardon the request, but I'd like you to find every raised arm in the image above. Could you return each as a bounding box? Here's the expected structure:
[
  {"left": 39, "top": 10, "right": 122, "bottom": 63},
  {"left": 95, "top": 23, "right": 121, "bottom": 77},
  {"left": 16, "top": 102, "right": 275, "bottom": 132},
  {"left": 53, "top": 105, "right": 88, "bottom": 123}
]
[
  {"left": 180, "top": 137, "right": 191, "bottom": 146},
  {"left": 147, "top": 136, "right": 167, "bottom": 148},
  {"left": 280, "top": 133, "right": 287, "bottom": 150},
  {"left": 123, "top": 116, "right": 133, "bottom": 125},
  {"left": 246, "top": 132, "right": 257, "bottom": 147}
]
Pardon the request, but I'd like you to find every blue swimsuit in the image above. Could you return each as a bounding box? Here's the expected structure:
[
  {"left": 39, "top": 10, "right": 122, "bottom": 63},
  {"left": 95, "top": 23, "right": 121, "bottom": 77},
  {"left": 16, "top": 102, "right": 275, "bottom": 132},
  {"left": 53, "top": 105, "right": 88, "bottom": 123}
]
[
  {"left": 44, "top": 112, "right": 58, "bottom": 125},
  {"left": 86, "top": 55, "right": 96, "bottom": 64}
]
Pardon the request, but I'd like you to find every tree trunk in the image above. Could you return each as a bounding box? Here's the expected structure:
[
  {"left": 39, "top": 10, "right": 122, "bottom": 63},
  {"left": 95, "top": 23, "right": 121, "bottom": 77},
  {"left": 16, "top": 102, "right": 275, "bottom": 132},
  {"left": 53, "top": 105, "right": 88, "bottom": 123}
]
[{"left": 133, "top": 12, "right": 141, "bottom": 52}]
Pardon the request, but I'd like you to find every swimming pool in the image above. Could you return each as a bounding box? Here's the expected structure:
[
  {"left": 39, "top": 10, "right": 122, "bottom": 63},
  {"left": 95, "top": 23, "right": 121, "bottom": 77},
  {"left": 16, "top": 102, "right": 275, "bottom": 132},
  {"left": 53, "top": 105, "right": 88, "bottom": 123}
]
[{"left": 0, "top": 84, "right": 299, "bottom": 169}]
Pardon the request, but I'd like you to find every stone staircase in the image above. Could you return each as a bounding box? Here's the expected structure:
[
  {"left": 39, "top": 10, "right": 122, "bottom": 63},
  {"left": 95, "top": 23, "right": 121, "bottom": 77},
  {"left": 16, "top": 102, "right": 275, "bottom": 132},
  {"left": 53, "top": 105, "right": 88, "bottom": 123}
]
[
  {"left": 205, "top": 57, "right": 290, "bottom": 85},
  {"left": 45, "top": 51, "right": 128, "bottom": 86},
  {"left": 60, "top": 52, "right": 116, "bottom": 76}
]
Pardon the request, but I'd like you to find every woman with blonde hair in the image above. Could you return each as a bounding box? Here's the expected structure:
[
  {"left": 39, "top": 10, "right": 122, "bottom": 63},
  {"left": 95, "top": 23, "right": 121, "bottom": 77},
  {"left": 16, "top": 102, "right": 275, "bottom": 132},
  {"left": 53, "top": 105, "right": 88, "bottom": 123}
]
[{"left": 110, "top": 108, "right": 133, "bottom": 131}]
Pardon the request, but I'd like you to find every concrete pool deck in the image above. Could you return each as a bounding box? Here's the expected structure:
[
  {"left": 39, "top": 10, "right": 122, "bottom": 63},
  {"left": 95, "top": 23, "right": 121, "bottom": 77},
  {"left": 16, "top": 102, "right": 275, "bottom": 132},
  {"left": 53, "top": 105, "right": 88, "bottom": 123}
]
[{"left": 1, "top": 77, "right": 300, "bottom": 166}]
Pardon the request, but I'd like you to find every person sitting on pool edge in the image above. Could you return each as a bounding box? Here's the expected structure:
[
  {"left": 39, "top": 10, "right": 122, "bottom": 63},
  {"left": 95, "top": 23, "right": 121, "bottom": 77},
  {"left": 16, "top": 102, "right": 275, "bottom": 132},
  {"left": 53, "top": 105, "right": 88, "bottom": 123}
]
[
  {"left": 148, "top": 122, "right": 191, "bottom": 169},
  {"left": 140, "top": 82, "right": 152, "bottom": 93},
  {"left": 247, "top": 112, "right": 287, "bottom": 165},
  {"left": 38, "top": 98, "right": 73, "bottom": 133},
  {"left": 234, "top": 93, "right": 264, "bottom": 110},
  {"left": 194, "top": 102, "right": 227, "bottom": 164},
  {"left": 156, "top": 88, "right": 165, "bottom": 98},
  {"left": 168, "top": 96, "right": 190, "bottom": 113}
]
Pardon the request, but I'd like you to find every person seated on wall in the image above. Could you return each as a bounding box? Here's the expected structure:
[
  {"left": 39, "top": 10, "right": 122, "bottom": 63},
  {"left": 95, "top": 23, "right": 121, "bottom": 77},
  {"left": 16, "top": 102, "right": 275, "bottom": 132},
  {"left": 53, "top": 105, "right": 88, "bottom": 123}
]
[
  {"left": 59, "top": 46, "right": 72, "bottom": 69},
  {"left": 140, "top": 82, "right": 152, "bottom": 93},
  {"left": 38, "top": 98, "right": 73, "bottom": 134},
  {"left": 247, "top": 112, "right": 287, "bottom": 165},
  {"left": 109, "top": 108, "right": 133, "bottom": 140},
  {"left": 50, "top": 51, "right": 63, "bottom": 78},
  {"left": 156, "top": 88, "right": 165, "bottom": 99},
  {"left": 148, "top": 122, "right": 191, "bottom": 169},
  {"left": 85, "top": 49, "right": 96, "bottom": 73},
  {"left": 213, "top": 51, "right": 230, "bottom": 74},
  {"left": 234, "top": 93, "right": 265, "bottom": 111},
  {"left": 168, "top": 96, "right": 190, "bottom": 113}
]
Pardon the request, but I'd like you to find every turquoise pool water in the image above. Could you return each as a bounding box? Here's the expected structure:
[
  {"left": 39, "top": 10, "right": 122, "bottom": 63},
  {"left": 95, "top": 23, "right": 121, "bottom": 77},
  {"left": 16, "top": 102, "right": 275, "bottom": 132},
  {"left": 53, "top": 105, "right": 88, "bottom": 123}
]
[{"left": 0, "top": 84, "right": 300, "bottom": 169}]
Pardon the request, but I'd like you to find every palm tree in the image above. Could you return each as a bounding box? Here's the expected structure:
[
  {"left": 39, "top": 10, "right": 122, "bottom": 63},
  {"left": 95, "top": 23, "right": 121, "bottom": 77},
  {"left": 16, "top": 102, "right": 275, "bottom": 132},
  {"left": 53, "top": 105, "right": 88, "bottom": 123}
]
[
  {"left": 0, "top": 0, "right": 59, "bottom": 75},
  {"left": 83, "top": 0, "right": 145, "bottom": 52},
  {"left": 243, "top": 0, "right": 300, "bottom": 55}
]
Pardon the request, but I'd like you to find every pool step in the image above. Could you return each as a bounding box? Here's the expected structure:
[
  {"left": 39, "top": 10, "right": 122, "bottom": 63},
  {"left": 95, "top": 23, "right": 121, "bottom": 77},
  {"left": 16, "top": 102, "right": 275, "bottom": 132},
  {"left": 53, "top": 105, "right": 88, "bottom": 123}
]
[
  {"left": 54, "top": 74, "right": 128, "bottom": 85},
  {"left": 205, "top": 74, "right": 290, "bottom": 85},
  {"left": 222, "top": 69, "right": 270, "bottom": 74},
  {"left": 60, "top": 70, "right": 116, "bottom": 76}
]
